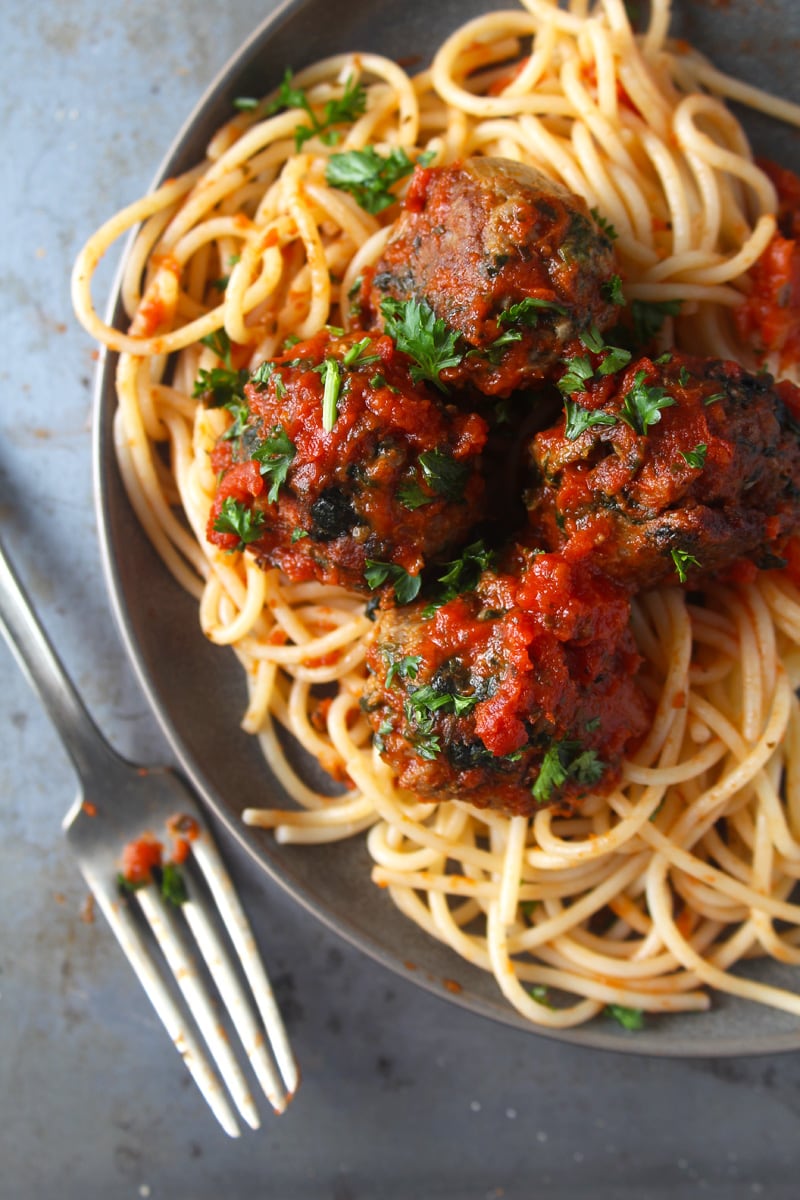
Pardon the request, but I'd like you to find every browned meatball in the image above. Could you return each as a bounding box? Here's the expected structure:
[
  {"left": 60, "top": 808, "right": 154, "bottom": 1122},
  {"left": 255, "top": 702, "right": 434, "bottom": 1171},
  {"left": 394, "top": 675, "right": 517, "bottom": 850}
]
[
  {"left": 358, "top": 157, "right": 620, "bottom": 397},
  {"left": 362, "top": 543, "right": 650, "bottom": 816},
  {"left": 525, "top": 350, "right": 800, "bottom": 589},
  {"left": 206, "top": 330, "right": 488, "bottom": 592}
]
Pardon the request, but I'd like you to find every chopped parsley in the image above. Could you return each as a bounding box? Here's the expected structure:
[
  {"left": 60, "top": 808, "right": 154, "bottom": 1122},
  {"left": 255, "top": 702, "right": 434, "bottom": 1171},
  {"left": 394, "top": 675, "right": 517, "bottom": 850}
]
[
  {"left": 563, "top": 398, "right": 617, "bottom": 441},
  {"left": 679, "top": 443, "right": 707, "bottom": 470},
  {"left": 385, "top": 654, "right": 422, "bottom": 688},
  {"left": 318, "top": 358, "right": 342, "bottom": 432},
  {"left": 364, "top": 559, "right": 421, "bottom": 605},
  {"left": 381, "top": 298, "right": 463, "bottom": 391},
  {"left": 266, "top": 69, "right": 367, "bottom": 151},
  {"left": 252, "top": 425, "right": 296, "bottom": 503},
  {"left": 530, "top": 985, "right": 554, "bottom": 1007},
  {"left": 605, "top": 1004, "right": 644, "bottom": 1030},
  {"left": 233, "top": 96, "right": 259, "bottom": 111},
  {"left": 200, "top": 328, "right": 233, "bottom": 367},
  {"left": 397, "top": 449, "right": 470, "bottom": 507},
  {"left": 251, "top": 361, "right": 276, "bottom": 389},
  {"left": 160, "top": 862, "right": 189, "bottom": 907},
  {"left": 671, "top": 547, "right": 701, "bottom": 583},
  {"left": 291, "top": 528, "right": 308, "bottom": 542},
  {"left": 192, "top": 365, "right": 248, "bottom": 408},
  {"left": 498, "top": 297, "right": 567, "bottom": 327},
  {"left": 602, "top": 274, "right": 625, "bottom": 306},
  {"left": 405, "top": 684, "right": 478, "bottom": 721},
  {"left": 342, "top": 336, "right": 381, "bottom": 368},
  {"left": 408, "top": 730, "right": 442, "bottom": 760},
  {"left": 326, "top": 146, "right": 426, "bottom": 213},
  {"left": 423, "top": 540, "right": 495, "bottom": 615},
  {"left": 468, "top": 329, "right": 522, "bottom": 365},
  {"left": 618, "top": 371, "right": 676, "bottom": 435},
  {"left": 590, "top": 207, "right": 618, "bottom": 241},
  {"left": 212, "top": 497, "right": 266, "bottom": 550},
  {"left": 532, "top": 740, "right": 606, "bottom": 805},
  {"left": 558, "top": 355, "right": 594, "bottom": 396},
  {"left": 704, "top": 391, "right": 725, "bottom": 406}
]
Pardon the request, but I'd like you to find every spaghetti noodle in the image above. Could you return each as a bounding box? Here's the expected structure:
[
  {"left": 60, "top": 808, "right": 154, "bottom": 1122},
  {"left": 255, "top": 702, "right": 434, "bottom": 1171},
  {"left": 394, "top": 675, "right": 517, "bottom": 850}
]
[{"left": 73, "top": 0, "right": 800, "bottom": 1029}]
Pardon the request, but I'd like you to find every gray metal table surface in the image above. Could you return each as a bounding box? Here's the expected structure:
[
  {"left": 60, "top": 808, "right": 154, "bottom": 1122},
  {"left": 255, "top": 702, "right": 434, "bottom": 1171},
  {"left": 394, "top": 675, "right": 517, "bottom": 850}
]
[{"left": 2, "top": 2, "right": 800, "bottom": 1198}]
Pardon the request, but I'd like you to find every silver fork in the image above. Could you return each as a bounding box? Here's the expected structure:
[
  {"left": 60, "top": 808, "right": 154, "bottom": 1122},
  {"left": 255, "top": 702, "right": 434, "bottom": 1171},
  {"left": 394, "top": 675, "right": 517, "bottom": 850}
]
[{"left": 0, "top": 534, "right": 298, "bottom": 1136}]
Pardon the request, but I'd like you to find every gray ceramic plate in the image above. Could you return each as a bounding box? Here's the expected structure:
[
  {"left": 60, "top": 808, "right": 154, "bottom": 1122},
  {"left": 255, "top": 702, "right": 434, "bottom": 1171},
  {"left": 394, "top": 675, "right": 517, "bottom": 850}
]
[{"left": 94, "top": 0, "right": 800, "bottom": 1055}]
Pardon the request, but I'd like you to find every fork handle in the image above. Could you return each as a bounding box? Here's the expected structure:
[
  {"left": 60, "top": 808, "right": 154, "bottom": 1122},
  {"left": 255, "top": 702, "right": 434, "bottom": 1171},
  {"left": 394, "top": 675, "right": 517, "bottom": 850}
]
[{"left": 0, "top": 534, "right": 121, "bottom": 783}]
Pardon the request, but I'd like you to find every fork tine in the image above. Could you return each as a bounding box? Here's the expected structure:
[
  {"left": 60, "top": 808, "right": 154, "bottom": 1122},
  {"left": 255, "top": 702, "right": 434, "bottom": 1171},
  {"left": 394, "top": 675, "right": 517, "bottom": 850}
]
[
  {"left": 136, "top": 885, "right": 262, "bottom": 1132},
  {"left": 90, "top": 884, "right": 242, "bottom": 1137},
  {"left": 191, "top": 829, "right": 300, "bottom": 1098},
  {"left": 180, "top": 882, "right": 289, "bottom": 1112}
]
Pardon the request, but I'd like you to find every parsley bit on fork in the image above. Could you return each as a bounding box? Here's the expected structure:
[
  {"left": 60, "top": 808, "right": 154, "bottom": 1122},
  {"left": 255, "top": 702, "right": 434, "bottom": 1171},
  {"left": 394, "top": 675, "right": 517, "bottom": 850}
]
[{"left": 0, "top": 534, "right": 298, "bottom": 1137}]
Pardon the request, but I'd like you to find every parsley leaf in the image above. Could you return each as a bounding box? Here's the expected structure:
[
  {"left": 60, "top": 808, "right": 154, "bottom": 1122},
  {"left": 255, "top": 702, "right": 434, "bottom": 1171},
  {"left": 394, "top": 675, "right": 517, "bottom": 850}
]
[
  {"left": 408, "top": 730, "right": 442, "bottom": 760},
  {"left": 671, "top": 547, "right": 701, "bottom": 583},
  {"left": 532, "top": 740, "right": 606, "bottom": 804},
  {"left": 558, "top": 356, "right": 594, "bottom": 396},
  {"left": 419, "top": 450, "right": 468, "bottom": 501},
  {"left": 213, "top": 497, "right": 266, "bottom": 550},
  {"left": 590, "top": 207, "right": 618, "bottom": 241},
  {"left": 605, "top": 1004, "right": 644, "bottom": 1030},
  {"left": 252, "top": 425, "right": 296, "bottom": 503},
  {"left": 326, "top": 146, "right": 424, "bottom": 214},
  {"left": 618, "top": 370, "right": 676, "bottom": 435},
  {"left": 679, "top": 443, "right": 707, "bottom": 470},
  {"left": 192, "top": 365, "right": 248, "bottom": 408},
  {"left": 467, "top": 329, "right": 522, "bottom": 365},
  {"left": 381, "top": 298, "right": 462, "bottom": 391},
  {"left": 563, "top": 398, "right": 617, "bottom": 440},
  {"left": 342, "top": 336, "right": 381, "bottom": 368},
  {"left": 425, "top": 540, "right": 495, "bottom": 613},
  {"left": 160, "top": 862, "right": 188, "bottom": 907},
  {"left": 498, "top": 297, "right": 567, "bottom": 327},
  {"left": 364, "top": 559, "right": 421, "bottom": 605},
  {"left": 291, "top": 528, "right": 308, "bottom": 542},
  {"left": 405, "top": 684, "right": 478, "bottom": 722},
  {"left": 200, "top": 329, "right": 233, "bottom": 367},
  {"left": 317, "top": 358, "right": 342, "bottom": 432},
  {"left": 598, "top": 345, "right": 632, "bottom": 375},
  {"left": 267, "top": 69, "right": 367, "bottom": 151},
  {"left": 385, "top": 654, "right": 422, "bottom": 687},
  {"left": 602, "top": 274, "right": 625, "bottom": 306}
]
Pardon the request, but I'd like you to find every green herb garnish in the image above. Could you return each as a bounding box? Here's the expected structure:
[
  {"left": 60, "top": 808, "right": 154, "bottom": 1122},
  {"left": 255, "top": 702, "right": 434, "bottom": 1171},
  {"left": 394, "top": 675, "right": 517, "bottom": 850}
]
[
  {"left": 326, "top": 146, "right": 426, "bottom": 213},
  {"left": 266, "top": 69, "right": 367, "bottom": 151},
  {"left": 213, "top": 497, "right": 266, "bottom": 550},
  {"left": 671, "top": 547, "right": 701, "bottom": 583},
  {"left": 364, "top": 559, "right": 421, "bottom": 605},
  {"left": 498, "top": 297, "right": 567, "bottom": 327},
  {"left": 532, "top": 740, "right": 606, "bottom": 805},
  {"left": 679, "top": 443, "right": 707, "bottom": 470},
  {"left": 160, "top": 862, "right": 189, "bottom": 907},
  {"left": 381, "top": 298, "right": 463, "bottom": 392},
  {"left": 618, "top": 370, "right": 676, "bottom": 435},
  {"left": 563, "top": 398, "right": 617, "bottom": 441},
  {"left": 605, "top": 1004, "right": 644, "bottom": 1030},
  {"left": 385, "top": 654, "right": 422, "bottom": 688},
  {"left": 252, "top": 425, "right": 296, "bottom": 503}
]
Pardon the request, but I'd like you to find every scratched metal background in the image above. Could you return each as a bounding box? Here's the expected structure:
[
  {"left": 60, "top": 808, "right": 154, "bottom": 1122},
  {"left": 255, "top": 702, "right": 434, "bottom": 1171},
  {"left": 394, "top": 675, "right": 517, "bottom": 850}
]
[{"left": 3, "top": 1, "right": 800, "bottom": 1197}]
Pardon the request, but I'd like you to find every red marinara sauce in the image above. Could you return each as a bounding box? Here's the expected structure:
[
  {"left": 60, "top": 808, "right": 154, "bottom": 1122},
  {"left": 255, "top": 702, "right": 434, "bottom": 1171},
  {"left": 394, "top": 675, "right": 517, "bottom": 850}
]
[{"left": 735, "top": 160, "right": 800, "bottom": 371}]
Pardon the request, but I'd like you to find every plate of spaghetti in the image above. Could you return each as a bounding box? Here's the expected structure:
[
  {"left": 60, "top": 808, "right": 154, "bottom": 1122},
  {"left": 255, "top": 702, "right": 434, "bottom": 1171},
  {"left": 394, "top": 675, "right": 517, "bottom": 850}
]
[{"left": 75, "top": 0, "right": 800, "bottom": 1052}]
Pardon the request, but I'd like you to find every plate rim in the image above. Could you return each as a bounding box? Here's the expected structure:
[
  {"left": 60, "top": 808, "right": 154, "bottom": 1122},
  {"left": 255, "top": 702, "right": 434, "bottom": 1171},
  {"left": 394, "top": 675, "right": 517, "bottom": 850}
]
[{"left": 91, "top": 0, "right": 800, "bottom": 1058}]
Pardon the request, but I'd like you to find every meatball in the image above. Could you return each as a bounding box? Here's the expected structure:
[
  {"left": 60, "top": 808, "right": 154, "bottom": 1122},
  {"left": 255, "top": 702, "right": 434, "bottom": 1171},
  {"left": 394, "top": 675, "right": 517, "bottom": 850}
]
[
  {"left": 359, "top": 157, "right": 620, "bottom": 397},
  {"left": 525, "top": 350, "right": 800, "bottom": 589},
  {"left": 362, "top": 545, "right": 650, "bottom": 816},
  {"left": 206, "top": 330, "right": 488, "bottom": 591}
]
